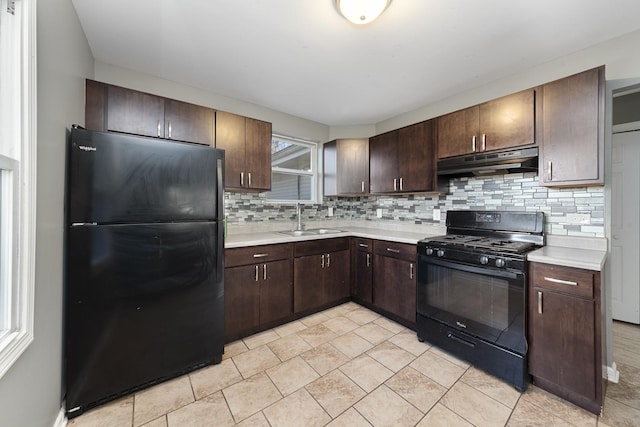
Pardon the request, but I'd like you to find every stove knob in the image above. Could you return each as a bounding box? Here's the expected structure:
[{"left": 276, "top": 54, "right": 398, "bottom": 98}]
[
  {"left": 480, "top": 256, "right": 489, "bottom": 265},
  {"left": 495, "top": 258, "right": 506, "bottom": 268},
  {"left": 437, "top": 249, "right": 445, "bottom": 258},
  {"left": 426, "top": 248, "right": 434, "bottom": 256}
]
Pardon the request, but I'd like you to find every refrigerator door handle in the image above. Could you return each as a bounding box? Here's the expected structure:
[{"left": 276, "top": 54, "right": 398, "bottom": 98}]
[{"left": 217, "top": 156, "right": 224, "bottom": 284}]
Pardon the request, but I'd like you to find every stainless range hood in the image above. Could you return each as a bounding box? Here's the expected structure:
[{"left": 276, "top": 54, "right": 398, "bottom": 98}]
[{"left": 437, "top": 147, "right": 539, "bottom": 177}]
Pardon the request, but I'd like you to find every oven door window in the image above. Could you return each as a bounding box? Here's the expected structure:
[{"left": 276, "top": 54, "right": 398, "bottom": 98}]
[{"left": 417, "top": 257, "right": 526, "bottom": 354}]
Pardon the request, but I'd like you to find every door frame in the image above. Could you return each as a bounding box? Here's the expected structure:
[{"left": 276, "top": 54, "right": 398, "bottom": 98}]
[{"left": 604, "top": 78, "right": 640, "bottom": 383}]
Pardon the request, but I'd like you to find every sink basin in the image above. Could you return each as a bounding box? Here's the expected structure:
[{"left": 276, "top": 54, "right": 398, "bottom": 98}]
[
  {"left": 278, "top": 228, "right": 344, "bottom": 237},
  {"left": 313, "top": 228, "right": 344, "bottom": 234},
  {"left": 279, "top": 230, "right": 318, "bottom": 237}
]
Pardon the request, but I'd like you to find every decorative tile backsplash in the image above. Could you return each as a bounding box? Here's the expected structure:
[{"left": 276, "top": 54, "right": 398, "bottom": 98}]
[{"left": 225, "top": 172, "right": 605, "bottom": 237}]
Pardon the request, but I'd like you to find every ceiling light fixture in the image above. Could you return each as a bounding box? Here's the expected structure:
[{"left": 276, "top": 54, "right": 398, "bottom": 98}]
[{"left": 337, "top": 0, "right": 391, "bottom": 25}]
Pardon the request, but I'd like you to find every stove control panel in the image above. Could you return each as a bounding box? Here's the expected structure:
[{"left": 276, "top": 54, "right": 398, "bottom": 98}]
[{"left": 417, "top": 242, "right": 527, "bottom": 272}]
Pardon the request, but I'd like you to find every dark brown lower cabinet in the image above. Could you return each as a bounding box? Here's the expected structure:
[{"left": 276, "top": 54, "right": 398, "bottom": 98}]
[
  {"left": 293, "top": 238, "right": 350, "bottom": 313},
  {"left": 528, "top": 262, "right": 603, "bottom": 415},
  {"left": 224, "top": 244, "right": 292, "bottom": 342},
  {"left": 351, "top": 238, "right": 373, "bottom": 304},
  {"left": 372, "top": 241, "right": 416, "bottom": 326}
]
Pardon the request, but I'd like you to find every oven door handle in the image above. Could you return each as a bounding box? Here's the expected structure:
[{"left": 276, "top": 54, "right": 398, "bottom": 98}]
[{"left": 420, "top": 256, "right": 523, "bottom": 281}]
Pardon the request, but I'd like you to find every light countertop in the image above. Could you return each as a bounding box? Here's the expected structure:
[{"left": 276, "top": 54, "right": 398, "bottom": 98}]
[
  {"left": 225, "top": 225, "right": 445, "bottom": 249},
  {"left": 528, "top": 235, "right": 608, "bottom": 271}
]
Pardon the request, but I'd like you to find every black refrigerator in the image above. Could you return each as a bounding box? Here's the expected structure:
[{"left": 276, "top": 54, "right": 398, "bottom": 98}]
[{"left": 64, "top": 127, "right": 224, "bottom": 417}]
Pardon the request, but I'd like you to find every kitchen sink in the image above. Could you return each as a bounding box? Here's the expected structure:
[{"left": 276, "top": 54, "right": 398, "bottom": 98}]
[{"left": 278, "top": 228, "right": 344, "bottom": 237}]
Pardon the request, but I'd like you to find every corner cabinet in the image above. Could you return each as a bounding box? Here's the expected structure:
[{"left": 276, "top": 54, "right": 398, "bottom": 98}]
[
  {"left": 528, "top": 262, "right": 603, "bottom": 414},
  {"left": 215, "top": 111, "right": 272, "bottom": 191},
  {"left": 224, "top": 244, "right": 293, "bottom": 342},
  {"left": 372, "top": 240, "right": 416, "bottom": 327},
  {"left": 369, "top": 120, "right": 437, "bottom": 194},
  {"left": 324, "top": 138, "right": 369, "bottom": 196},
  {"left": 85, "top": 80, "right": 215, "bottom": 146},
  {"left": 437, "top": 89, "right": 536, "bottom": 159},
  {"left": 539, "top": 66, "right": 605, "bottom": 186},
  {"left": 293, "top": 238, "right": 350, "bottom": 314}
]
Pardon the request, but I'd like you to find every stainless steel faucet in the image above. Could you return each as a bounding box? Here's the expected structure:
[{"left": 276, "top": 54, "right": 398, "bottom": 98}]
[{"left": 295, "top": 202, "right": 304, "bottom": 231}]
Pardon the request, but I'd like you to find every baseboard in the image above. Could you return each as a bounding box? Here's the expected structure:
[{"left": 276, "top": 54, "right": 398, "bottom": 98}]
[
  {"left": 52, "top": 406, "right": 67, "bottom": 427},
  {"left": 607, "top": 362, "right": 620, "bottom": 384}
]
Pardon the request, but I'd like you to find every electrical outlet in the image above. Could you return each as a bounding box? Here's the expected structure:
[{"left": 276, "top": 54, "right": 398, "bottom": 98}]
[
  {"left": 328, "top": 207, "right": 334, "bottom": 217},
  {"left": 433, "top": 208, "right": 441, "bottom": 221},
  {"left": 376, "top": 208, "right": 383, "bottom": 218},
  {"left": 565, "top": 213, "right": 590, "bottom": 225}
]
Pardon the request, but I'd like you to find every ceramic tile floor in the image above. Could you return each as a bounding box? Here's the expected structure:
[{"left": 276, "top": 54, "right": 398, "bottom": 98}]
[{"left": 68, "top": 302, "right": 640, "bottom": 427}]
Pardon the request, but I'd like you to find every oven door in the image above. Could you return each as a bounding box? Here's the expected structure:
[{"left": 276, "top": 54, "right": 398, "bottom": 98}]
[{"left": 417, "top": 254, "right": 527, "bottom": 355}]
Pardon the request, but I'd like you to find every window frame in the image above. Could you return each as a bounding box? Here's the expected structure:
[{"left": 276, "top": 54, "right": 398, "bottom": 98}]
[
  {"left": 0, "top": 0, "right": 37, "bottom": 379},
  {"left": 266, "top": 133, "right": 319, "bottom": 204}
]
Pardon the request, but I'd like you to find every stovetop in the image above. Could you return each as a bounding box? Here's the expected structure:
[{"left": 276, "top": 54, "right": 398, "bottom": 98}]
[{"left": 425, "top": 234, "right": 536, "bottom": 254}]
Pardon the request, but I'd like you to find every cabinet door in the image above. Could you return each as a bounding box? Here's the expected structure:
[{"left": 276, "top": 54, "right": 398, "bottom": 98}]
[
  {"left": 85, "top": 80, "right": 106, "bottom": 131},
  {"left": 215, "top": 111, "right": 246, "bottom": 189},
  {"left": 373, "top": 255, "right": 403, "bottom": 316},
  {"left": 260, "top": 259, "right": 292, "bottom": 325},
  {"left": 164, "top": 99, "right": 215, "bottom": 145},
  {"left": 293, "top": 255, "right": 324, "bottom": 313},
  {"left": 107, "top": 85, "right": 165, "bottom": 138},
  {"left": 479, "top": 90, "right": 535, "bottom": 151},
  {"left": 528, "top": 287, "right": 596, "bottom": 402},
  {"left": 398, "top": 121, "right": 435, "bottom": 192},
  {"left": 324, "top": 249, "right": 350, "bottom": 304},
  {"left": 540, "top": 67, "right": 603, "bottom": 186},
  {"left": 437, "top": 107, "right": 478, "bottom": 159},
  {"left": 245, "top": 118, "right": 272, "bottom": 190},
  {"left": 373, "top": 255, "right": 416, "bottom": 324},
  {"left": 224, "top": 264, "right": 260, "bottom": 342},
  {"left": 369, "top": 131, "right": 398, "bottom": 193},
  {"left": 353, "top": 250, "right": 373, "bottom": 303},
  {"left": 337, "top": 139, "right": 369, "bottom": 195}
]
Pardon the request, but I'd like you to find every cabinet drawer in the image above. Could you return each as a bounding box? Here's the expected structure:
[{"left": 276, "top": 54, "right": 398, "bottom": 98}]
[
  {"left": 530, "top": 262, "right": 594, "bottom": 298},
  {"left": 353, "top": 238, "right": 373, "bottom": 252},
  {"left": 295, "top": 237, "right": 349, "bottom": 257},
  {"left": 373, "top": 240, "right": 416, "bottom": 261},
  {"left": 226, "top": 244, "right": 292, "bottom": 268}
]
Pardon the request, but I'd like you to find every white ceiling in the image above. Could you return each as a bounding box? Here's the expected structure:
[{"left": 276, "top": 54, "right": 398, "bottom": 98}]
[{"left": 72, "top": 0, "right": 640, "bottom": 127}]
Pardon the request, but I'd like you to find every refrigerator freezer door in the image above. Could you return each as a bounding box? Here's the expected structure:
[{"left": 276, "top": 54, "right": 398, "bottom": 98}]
[
  {"left": 68, "top": 128, "right": 222, "bottom": 224},
  {"left": 64, "top": 221, "right": 223, "bottom": 414}
]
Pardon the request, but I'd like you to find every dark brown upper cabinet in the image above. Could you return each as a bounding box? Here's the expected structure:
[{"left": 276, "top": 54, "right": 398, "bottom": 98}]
[
  {"left": 539, "top": 66, "right": 604, "bottom": 187},
  {"left": 369, "top": 120, "right": 436, "bottom": 194},
  {"left": 437, "top": 89, "right": 536, "bottom": 159},
  {"left": 85, "top": 80, "right": 215, "bottom": 146},
  {"left": 215, "top": 111, "right": 272, "bottom": 191},
  {"left": 323, "top": 138, "right": 369, "bottom": 196}
]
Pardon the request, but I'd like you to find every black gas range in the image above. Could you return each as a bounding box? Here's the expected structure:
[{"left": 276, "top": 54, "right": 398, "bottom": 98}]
[{"left": 416, "top": 210, "right": 544, "bottom": 391}]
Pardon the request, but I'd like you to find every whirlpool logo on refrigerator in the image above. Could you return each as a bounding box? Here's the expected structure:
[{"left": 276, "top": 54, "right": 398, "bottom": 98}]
[{"left": 78, "top": 145, "right": 97, "bottom": 152}]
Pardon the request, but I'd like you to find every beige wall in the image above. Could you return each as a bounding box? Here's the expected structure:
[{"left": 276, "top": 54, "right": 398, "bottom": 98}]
[
  {"left": 0, "top": 1, "right": 94, "bottom": 427},
  {"left": 376, "top": 28, "right": 640, "bottom": 134}
]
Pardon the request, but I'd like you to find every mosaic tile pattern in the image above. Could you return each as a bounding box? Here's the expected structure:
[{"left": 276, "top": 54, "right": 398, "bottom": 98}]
[{"left": 225, "top": 172, "right": 605, "bottom": 237}]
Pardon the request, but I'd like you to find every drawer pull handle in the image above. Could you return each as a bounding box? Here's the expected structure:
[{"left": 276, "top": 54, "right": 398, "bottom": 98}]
[
  {"left": 472, "top": 135, "right": 477, "bottom": 152},
  {"left": 543, "top": 277, "right": 578, "bottom": 286},
  {"left": 168, "top": 121, "right": 172, "bottom": 139},
  {"left": 157, "top": 120, "right": 162, "bottom": 137},
  {"left": 255, "top": 265, "right": 259, "bottom": 282},
  {"left": 263, "top": 264, "right": 267, "bottom": 281},
  {"left": 399, "top": 177, "right": 404, "bottom": 191},
  {"left": 366, "top": 253, "right": 371, "bottom": 267},
  {"left": 253, "top": 253, "right": 269, "bottom": 258},
  {"left": 321, "top": 254, "right": 325, "bottom": 269},
  {"left": 482, "top": 133, "right": 486, "bottom": 151},
  {"left": 326, "top": 253, "right": 331, "bottom": 268},
  {"left": 361, "top": 181, "right": 365, "bottom": 193},
  {"left": 359, "top": 243, "right": 369, "bottom": 248},
  {"left": 538, "top": 291, "right": 543, "bottom": 314},
  {"left": 241, "top": 172, "right": 245, "bottom": 187},
  {"left": 386, "top": 248, "right": 400, "bottom": 253},
  {"left": 410, "top": 263, "right": 414, "bottom": 279},
  {"left": 248, "top": 172, "right": 252, "bottom": 187},
  {"left": 548, "top": 161, "right": 553, "bottom": 181},
  {"left": 393, "top": 178, "right": 398, "bottom": 191}
]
